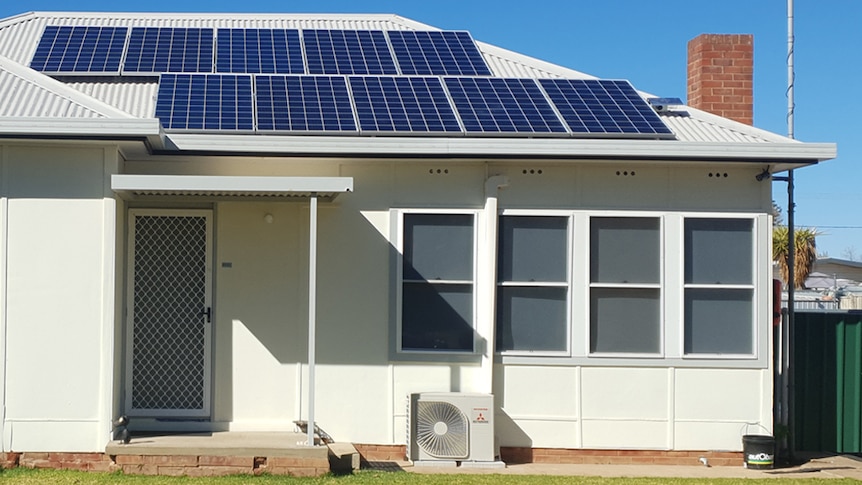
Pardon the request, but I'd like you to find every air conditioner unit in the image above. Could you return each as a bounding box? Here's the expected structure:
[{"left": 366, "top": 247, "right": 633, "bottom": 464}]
[{"left": 407, "top": 392, "right": 502, "bottom": 467}]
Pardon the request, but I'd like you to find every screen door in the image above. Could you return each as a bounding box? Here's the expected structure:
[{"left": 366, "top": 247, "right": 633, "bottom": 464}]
[{"left": 126, "top": 209, "right": 213, "bottom": 417}]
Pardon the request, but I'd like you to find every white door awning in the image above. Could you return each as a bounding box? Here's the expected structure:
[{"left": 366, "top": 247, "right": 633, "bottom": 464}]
[{"left": 111, "top": 175, "right": 353, "bottom": 201}]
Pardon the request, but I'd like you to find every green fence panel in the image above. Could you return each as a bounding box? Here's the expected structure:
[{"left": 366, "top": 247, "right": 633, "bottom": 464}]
[{"left": 794, "top": 311, "right": 862, "bottom": 453}]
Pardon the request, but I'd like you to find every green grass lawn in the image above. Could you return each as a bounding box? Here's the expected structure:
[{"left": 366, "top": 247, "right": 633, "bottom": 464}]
[{"left": 0, "top": 468, "right": 857, "bottom": 485}]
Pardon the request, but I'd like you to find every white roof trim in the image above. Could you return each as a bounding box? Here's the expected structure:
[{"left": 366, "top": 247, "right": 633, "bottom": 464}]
[
  {"left": 112, "top": 174, "right": 354, "bottom": 200},
  {"left": 16, "top": 11, "right": 409, "bottom": 22},
  {"left": 0, "top": 11, "right": 37, "bottom": 29},
  {"left": 0, "top": 117, "right": 163, "bottom": 145},
  {"left": 163, "top": 134, "right": 836, "bottom": 162},
  {"left": 0, "top": 54, "right": 136, "bottom": 119}
]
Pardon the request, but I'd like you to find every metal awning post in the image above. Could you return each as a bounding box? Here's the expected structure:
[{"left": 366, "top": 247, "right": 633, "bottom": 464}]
[{"left": 307, "top": 194, "right": 318, "bottom": 447}]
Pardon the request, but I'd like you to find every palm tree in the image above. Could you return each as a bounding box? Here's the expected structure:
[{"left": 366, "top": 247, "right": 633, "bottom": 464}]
[{"left": 773, "top": 226, "right": 819, "bottom": 289}]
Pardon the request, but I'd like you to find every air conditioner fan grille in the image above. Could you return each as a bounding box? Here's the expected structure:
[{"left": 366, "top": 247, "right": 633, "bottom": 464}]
[{"left": 415, "top": 400, "right": 469, "bottom": 459}]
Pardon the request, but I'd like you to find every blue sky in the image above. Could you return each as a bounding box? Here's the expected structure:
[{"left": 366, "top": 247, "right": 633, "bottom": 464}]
[{"left": 2, "top": 1, "right": 859, "bottom": 258}]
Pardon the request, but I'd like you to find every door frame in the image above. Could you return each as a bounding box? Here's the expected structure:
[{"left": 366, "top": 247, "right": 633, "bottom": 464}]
[{"left": 124, "top": 208, "right": 214, "bottom": 418}]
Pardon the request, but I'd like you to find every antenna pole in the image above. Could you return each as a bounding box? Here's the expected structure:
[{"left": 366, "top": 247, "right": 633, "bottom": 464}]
[{"left": 785, "top": 0, "right": 797, "bottom": 461}]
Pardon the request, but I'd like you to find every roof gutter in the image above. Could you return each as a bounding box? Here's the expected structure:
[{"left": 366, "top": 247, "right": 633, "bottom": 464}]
[
  {"left": 162, "top": 134, "right": 836, "bottom": 164},
  {"left": 0, "top": 117, "right": 165, "bottom": 150}
]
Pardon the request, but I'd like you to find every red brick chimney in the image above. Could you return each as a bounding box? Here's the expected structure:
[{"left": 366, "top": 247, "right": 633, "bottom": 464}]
[{"left": 687, "top": 34, "right": 753, "bottom": 125}]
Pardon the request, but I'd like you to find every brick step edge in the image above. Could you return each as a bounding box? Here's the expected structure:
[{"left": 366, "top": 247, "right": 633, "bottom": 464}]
[
  {"left": 4, "top": 452, "right": 331, "bottom": 477},
  {"left": 502, "top": 448, "right": 744, "bottom": 467},
  {"left": 352, "top": 445, "right": 744, "bottom": 467}
]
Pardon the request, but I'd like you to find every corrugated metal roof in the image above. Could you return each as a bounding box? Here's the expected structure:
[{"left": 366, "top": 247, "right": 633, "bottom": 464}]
[
  {"left": 0, "top": 54, "right": 129, "bottom": 118},
  {"left": 0, "top": 52, "right": 136, "bottom": 118},
  {"left": 479, "top": 42, "right": 594, "bottom": 79},
  {"left": 660, "top": 106, "right": 797, "bottom": 144},
  {"left": 66, "top": 81, "right": 157, "bottom": 119},
  {"left": 662, "top": 113, "right": 769, "bottom": 143},
  {"left": 0, "top": 11, "right": 813, "bottom": 147},
  {"left": 0, "top": 67, "right": 103, "bottom": 117}
]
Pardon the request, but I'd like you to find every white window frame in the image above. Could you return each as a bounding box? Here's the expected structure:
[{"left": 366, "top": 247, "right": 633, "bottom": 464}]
[
  {"left": 394, "top": 208, "right": 480, "bottom": 355},
  {"left": 680, "top": 213, "right": 760, "bottom": 360},
  {"left": 492, "top": 209, "right": 768, "bottom": 368},
  {"left": 496, "top": 210, "right": 573, "bottom": 357},
  {"left": 586, "top": 213, "right": 665, "bottom": 359}
]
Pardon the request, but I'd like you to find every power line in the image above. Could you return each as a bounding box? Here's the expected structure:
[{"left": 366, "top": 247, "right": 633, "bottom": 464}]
[{"left": 796, "top": 225, "right": 862, "bottom": 229}]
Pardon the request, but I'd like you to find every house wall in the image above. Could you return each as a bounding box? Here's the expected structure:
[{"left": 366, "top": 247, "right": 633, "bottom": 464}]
[
  {"left": 123, "top": 157, "right": 774, "bottom": 452},
  {"left": 0, "top": 149, "right": 777, "bottom": 452},
  {"left": 812, "top": 261, "right": 862, "bottom": 284},
  {"left": 0, "top": 142, "right": 119, "bottom": 452}
]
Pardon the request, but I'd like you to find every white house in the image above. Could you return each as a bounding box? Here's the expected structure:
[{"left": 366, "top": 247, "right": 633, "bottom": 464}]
[{"left": 0, "top": 11, "right": 835, "bottom": 470}]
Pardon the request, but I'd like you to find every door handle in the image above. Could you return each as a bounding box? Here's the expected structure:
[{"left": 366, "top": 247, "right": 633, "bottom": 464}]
[{"left": 201, "top": 307, "right": 211, "bottom": 323}]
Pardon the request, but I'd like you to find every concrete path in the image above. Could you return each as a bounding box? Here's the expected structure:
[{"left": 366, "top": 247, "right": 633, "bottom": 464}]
[{"left": 370, "top": 455, "right": 862, "bottom": 480}]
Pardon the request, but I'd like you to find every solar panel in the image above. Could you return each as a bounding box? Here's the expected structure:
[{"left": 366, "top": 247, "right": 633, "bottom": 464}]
[
  {"left": 388, "top": 30, "right": 492, "bottom": 76},
  {"left": 349, "top": 76, "right": 461, "bottom": 133},
  {"left": 155, "top": 74, "right": 254, "bottom": 130},
  {"left": 124, "top": 28, "right": 214, "bottom": 74},
  {"left": 216, "top": 29, "right": 304, "bottom": 74},
  {"left": 539, "top": 79, "right": 674, "bottom": 137},
  {"left": 30, "top": 26, "right": 128, "bottom": 73},
  {"left": 444, "top": 77, "right": 566, "bottom": 134},
  {"left": 303, "top": 30, "right": 397, "bottom": 75},
  {"left": 255, "top": 75, "right": 357, "bottom": 132}
]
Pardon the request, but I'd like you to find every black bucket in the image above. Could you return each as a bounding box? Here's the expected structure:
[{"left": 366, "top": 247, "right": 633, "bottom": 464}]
[{"left": 742, "top": 434, "right": 775, "bottom": 469}]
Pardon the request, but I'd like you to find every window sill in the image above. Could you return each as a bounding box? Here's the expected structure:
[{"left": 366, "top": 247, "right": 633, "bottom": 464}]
[{"left": 390, "top": 350, "right": 483, "bottom": 363}]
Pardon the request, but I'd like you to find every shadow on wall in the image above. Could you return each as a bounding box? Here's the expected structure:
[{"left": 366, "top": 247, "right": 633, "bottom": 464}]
[
  {"left": 219, "top": 202, "right": 482, "bottom": 367},
  {"left": 493, "top": 365, "right": 535, "bottom": 450},
  {"left": 4, "top": 146, "right": 113, "bottom": 199},
  {"left": 495, "top": 408, "right": 534, "bottom": 450}
]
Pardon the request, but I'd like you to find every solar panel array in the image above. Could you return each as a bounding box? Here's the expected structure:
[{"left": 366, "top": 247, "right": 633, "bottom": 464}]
[
  {"left": 540, "top": 79, "right": 673, "bottom": 136},
  {"left": 155, "top": 74, "right": 674, "bottom": 139},
  {"left": 388, "top": 31, "right": 491, "bottom": 76},
  {"left": 31, "top": 26, "right": 128, "bottom": 74},
  {"left": 255, "top": 75, "right": 356, "bottom": 132},
  {"left": 30, "top": 26, "right": 490, "bottom": 76},
  {"left": 155, "top": 74, "right": 254, "bottom": 130},
  {"left": 30, "top": 24, "right": 675, "bottom": 138},
  {"left": 216, "top": 29, "right": 304, "bottom": 74},
  {"left": 303, "top": 30, "right": 397, "bottom": 75},
  {"left": 124, "top": 28, "right": 214, "bottom": 74},
  {"left": 445, "top": 77, "right": 566, "bottom": 134},
  {"left": 350, "top": 76, "right": 461, "bottom": 133}
]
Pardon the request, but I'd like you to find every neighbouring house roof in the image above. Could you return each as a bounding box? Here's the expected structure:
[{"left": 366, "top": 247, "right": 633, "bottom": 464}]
[
  {"left": 810, "top": 258, "right": 862, "bottom": 290},
  {"left": 815, "top": 257, "right": 862, "bottom": 270},
  {"left": 0, "top": 11, "right": 837, "bottom": 165},
  {"left": 805, "top": 272, "right": 858, "bottom": 290}
]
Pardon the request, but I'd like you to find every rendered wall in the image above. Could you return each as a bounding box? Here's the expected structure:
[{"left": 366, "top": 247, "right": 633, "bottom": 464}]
[
  {"left": 496, "top": 365, "right": 772, "bottom": 449},
  {"left": 0, "top": 143, "right": 118, "bottom": 452},
  {"left": 123, "top": 157, "right": 773, "bottom": 451}
]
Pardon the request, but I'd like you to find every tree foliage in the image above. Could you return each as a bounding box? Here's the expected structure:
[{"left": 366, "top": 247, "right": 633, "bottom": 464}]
[
  {"left": 772, "top": 201, "right": 783, "bottom": 226},
  {"left": 773, "top": 226, "right": 819, "bottom": 289}
]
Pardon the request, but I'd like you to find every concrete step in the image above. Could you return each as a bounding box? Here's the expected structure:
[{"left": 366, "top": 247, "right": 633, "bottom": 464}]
[{"left": 327, "top": 442, "right": 360, "bottom": 473}]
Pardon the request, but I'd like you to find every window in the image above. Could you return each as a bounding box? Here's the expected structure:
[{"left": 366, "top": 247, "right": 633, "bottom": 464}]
[
  {"left": 493, "top": 211, "right": 764, "bottom": 364},
  {"left": 684, "top": 218, "right": 754, "bottom": 355},
  {"left": 589, "top": 217, "right": 661, "bottom": 354},
  {"left": 496, "top": 216, "right": 569, "bottom": 353},
  {"left": 400, "top": 213, "right": 475, "bottom": 352}
]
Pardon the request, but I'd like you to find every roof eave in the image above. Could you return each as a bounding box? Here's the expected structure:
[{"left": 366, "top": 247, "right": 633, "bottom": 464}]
[
  {"left": 111, "top": 174, "right": 354, "bottom": 201},
  {"left": 160, "top": 134, "right": 836, "bottom": 164},
  {"left": 0, "top": 117, "right": 165, "bottom": 149}
]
